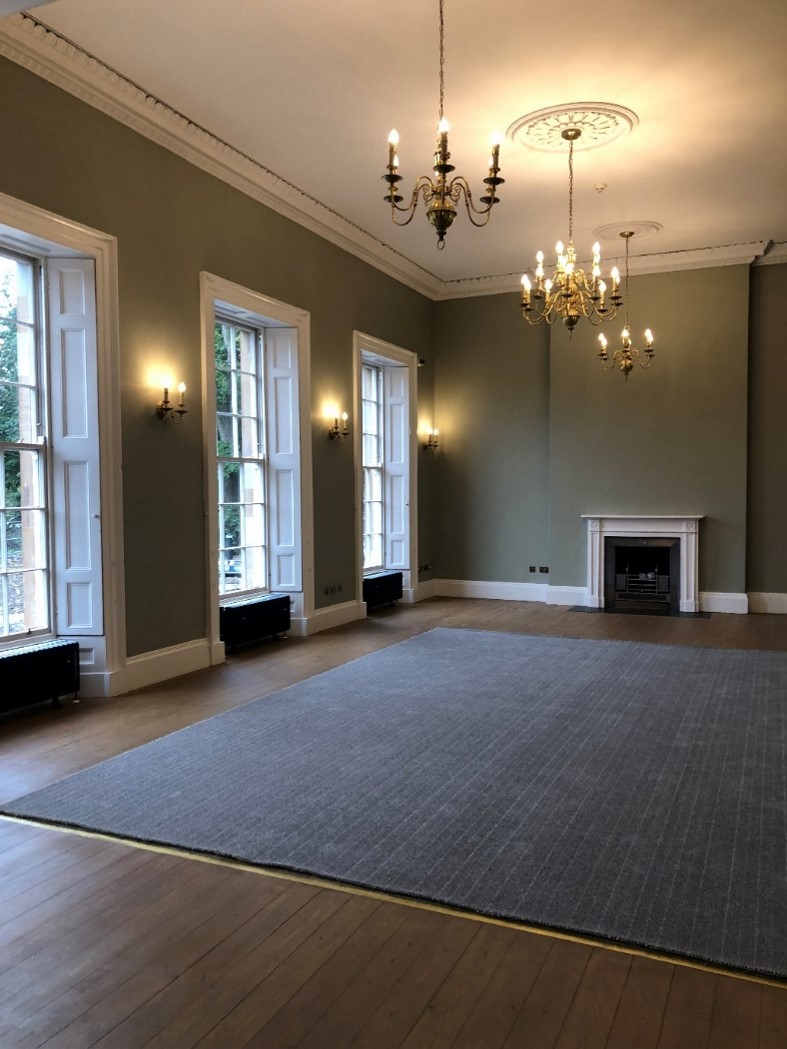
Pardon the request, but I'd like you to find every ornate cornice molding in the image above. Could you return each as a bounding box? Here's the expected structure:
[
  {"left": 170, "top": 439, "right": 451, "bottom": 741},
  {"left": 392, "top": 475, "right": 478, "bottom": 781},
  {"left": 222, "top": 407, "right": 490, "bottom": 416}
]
[
  {"left": 437, "top": 242, "right": 769, "bottom": 300},
  {"left": 0, "top": 15, "right": 779, "bottom": 303},
  {"left": 0, "top": 13, "right": 443, "bottom": 300},
  {"left": 753, "top": 241, "right": 787, "bottom": 267}
]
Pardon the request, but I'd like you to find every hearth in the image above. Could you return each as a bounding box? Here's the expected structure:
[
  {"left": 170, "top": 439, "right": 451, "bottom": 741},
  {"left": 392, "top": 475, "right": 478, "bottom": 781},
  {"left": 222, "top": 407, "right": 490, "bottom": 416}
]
[{"left": 604, "top": 536, "right": 680, "bottom": 615}]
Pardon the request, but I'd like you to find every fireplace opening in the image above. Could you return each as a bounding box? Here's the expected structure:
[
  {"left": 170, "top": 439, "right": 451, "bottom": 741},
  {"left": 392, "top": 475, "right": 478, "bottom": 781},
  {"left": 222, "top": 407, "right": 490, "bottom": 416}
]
[{"left": 604, "top": 536, "right": 680, "bottom": 616}]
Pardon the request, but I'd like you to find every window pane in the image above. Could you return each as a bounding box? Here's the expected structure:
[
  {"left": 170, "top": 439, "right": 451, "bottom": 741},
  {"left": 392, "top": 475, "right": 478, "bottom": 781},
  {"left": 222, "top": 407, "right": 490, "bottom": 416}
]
[
  {"left": 220, "top": 462, "right": 241, "bottom": 504},
  {"left": 244, "top": 545, "right": 266, "bottom": 590},
  {"left": 3, "top": 449, "right": 43, "bottom": 509},
  {"left": 240, "top": 462, "right": 264, "bottom": 504},
  {"left": 239, "top": 415, "right": 260, "bottom": 458},
  {"left": 2, "top": 569, "right": 48, "bottom": 636},
  {"left": 363, "top": 433, "right": 380, "bottom": 466},
  {"left": 219, "top": 503, "right": 240, "bottom": 549},
  {"left": 215, "top": 371, "right": 232, "bottom": 414}
]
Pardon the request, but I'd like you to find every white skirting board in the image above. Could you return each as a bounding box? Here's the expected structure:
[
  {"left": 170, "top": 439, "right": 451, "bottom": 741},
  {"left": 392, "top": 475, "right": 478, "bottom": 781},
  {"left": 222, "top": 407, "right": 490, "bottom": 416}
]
[
  {"left": 433, "top": 579, "right": 774, "bottom": 616},
  {"left": 95, "top": 585, "right": 785, "bottom": 697}
]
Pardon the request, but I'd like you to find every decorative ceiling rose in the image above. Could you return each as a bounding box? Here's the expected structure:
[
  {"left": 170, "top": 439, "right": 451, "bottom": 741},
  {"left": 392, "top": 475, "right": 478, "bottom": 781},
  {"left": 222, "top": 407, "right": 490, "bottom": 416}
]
[
  {"left": 507, "top": 103, "right": 638, "bottom": 153},
  {"left": 593, "top": 220, "right": 663, "bottom": 242}
]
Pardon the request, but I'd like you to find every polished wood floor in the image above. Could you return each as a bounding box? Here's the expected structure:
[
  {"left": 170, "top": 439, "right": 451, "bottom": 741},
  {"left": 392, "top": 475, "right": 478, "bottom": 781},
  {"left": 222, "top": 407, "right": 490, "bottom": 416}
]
[{"left": 1, "top": 598, "right": 786, "bottom": 1048}]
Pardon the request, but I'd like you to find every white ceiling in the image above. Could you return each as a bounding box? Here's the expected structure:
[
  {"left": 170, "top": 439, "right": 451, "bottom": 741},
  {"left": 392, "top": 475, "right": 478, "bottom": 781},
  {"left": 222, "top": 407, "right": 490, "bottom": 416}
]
[{"left": 9, "top": 0, "right": 787, "bottom": 284}]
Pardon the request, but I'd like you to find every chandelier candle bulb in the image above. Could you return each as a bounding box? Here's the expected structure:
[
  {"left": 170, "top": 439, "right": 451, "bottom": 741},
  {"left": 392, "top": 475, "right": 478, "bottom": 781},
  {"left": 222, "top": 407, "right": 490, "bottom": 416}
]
[
  {"left": 387, "top": 129, "right": 399, "bottom": 167},
  {"left": 381, "top": 0, "right": 504, "bottom": 249},
  {"left": 598, "top": 230, "right": 657, "bottom": 379},
  {"left": 518, "top": 126, "right": 622, "bottom": 332}
]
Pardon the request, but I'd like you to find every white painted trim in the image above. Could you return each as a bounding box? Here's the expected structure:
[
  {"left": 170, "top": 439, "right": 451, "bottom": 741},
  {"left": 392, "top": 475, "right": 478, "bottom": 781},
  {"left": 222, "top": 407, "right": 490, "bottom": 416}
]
[
  {"left": 434, "top": 579, "right": 547, "bottom": 602},
  {"left": 748, "top": 592, "right": 787, "bottom": 613},
  {"left": 700, "top": 592, "right": 749, "bottom": 615},
  {"left": 437, "top": 243, "right": 768, "bottom": 299},
  {"left": 0, "top": 190, "right": 126, "bottom": 691},
  {"left": 118, "top": 639, "right": 213, "bottom": 695},
  {"left": 753, "top": 243, "right": 787, "bottom": 267},
  {"left": 0, "top": 13, "right": 441, "bottom": 302},
  {"left": 414, "top": 579, "right": 436, "bottom": 602},
  {"left": 199, "top": 273, "right": 314, "bottom": 658},
  {"left": 0, "top": 15, "right": 770, "bottom": 306},
  {"left": 583, "top": 515, "right": 703, "bottom": 613},
  {"left": 545, "top": 585, "right": 587, "bottom": 606},
  {"left": 353, "top": 332, "right": 419, "bottom": 617},
  {"left": 305, "top": 600, "right": 364, "bottom": 635}
]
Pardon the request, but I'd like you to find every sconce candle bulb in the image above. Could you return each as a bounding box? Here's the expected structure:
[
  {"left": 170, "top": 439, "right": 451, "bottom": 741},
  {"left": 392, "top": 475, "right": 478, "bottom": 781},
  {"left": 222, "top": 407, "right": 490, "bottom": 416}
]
[
  {"left": 157, "top": 380, "right": 188, "bottom": 421},
  {"left": 328, "top": 411, "right": 351, "bottom": 440}
]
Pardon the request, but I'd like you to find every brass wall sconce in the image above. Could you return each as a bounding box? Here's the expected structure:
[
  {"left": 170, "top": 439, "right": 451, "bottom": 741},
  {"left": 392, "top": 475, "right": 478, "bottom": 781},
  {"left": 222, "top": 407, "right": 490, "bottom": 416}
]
[
  {"left": 328, "top": 412, "right": 350, "bottom": 440},
  {"left": 156, "top": 382, "right": 187, "bottom": 421},
  {"left": 423, "top": 428, "right": 440, "bottom": 450}
]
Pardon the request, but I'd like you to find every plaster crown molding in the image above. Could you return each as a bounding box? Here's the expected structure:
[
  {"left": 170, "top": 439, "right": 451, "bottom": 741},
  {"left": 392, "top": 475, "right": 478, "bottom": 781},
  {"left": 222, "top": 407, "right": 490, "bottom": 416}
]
[
  {"left": 0, "top": 13, "right": 443, "bottom": 300},
  {"left": 439, "top": 242, "right": 769, "bottom": 300},
  {"left": 0, "top": 15, "right": 779, "bottom": 302}
]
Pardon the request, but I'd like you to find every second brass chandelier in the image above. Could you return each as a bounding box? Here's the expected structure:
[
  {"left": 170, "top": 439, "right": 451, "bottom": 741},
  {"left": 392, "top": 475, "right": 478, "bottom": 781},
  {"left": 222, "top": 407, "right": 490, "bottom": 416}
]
[{"left": 520, "top": 126, "right": 622, "bottom": 333}]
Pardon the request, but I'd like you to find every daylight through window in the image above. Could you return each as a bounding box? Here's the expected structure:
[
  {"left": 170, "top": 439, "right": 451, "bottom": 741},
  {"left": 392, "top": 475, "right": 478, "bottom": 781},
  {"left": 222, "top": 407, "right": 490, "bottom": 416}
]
[
  {"left": 0, "top": 250, "right": 49, "bottom": 639},
  {"left": 215, "top": 319, "right": 268, "bottom": 596}
]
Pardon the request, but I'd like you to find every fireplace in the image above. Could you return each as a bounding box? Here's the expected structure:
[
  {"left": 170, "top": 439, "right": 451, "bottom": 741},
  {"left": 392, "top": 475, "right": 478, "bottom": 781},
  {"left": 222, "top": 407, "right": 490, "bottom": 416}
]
[
  {"left": 583, "top": 515, "right": 703, "bottom": 613},
  {"left": 604, "top": 536, "right": 680, "bottom": 615}
]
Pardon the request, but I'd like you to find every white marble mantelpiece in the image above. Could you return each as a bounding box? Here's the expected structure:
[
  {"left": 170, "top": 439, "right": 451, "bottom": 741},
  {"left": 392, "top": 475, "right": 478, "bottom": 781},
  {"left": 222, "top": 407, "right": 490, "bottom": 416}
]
[{"left": 582, "top": 515, "right": 704, "bottom": 613}]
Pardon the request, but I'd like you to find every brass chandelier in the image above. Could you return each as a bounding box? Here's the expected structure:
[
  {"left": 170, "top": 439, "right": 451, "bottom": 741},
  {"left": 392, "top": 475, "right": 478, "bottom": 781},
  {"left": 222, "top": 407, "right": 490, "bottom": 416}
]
[
  {"left": 597, "top": 231, "right": 655, "bottom": 379},
  {"left": 520, "top": 127, "right": 622, "bottom": 332},
  {"left": 382, "top": 0, "right": 504, "bottom": 249}
]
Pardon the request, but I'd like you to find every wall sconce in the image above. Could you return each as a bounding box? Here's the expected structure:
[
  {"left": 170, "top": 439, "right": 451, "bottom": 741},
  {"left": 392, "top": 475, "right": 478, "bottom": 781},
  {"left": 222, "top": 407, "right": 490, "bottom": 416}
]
[
  {"left": 328, "top": 412, "right": 350, "bottom": 440},
  {"left": 157, "top": 382, "right": 187, "bottom": 422},
  {"left": 423, "top": 427, "right": 439, "bottom": 450}
]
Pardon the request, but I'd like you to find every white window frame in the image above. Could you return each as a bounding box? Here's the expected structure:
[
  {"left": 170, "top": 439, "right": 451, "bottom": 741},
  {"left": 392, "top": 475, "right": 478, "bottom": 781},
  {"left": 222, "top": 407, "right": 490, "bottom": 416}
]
[
  {"left": 201, "top": 272, "right": 313, "bottom": 655},
  {"left": 361, "top": 361, "right": 384, "bottom": 573},
  {"left": 0, "top": 191, "right": 125, "bottom": 696},
  {"left": 353, "top": 331, "right": 418, "bottom": 608},
  {"left": 214, "top": 317, "right": 269, "bottom": 598},
  {"left": 0, "top": 248, "right": 49, "bottom": 642}
]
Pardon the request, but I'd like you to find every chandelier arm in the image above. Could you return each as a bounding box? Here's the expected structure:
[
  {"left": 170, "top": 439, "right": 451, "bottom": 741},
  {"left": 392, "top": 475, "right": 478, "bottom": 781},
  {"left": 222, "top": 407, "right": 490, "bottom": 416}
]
[
  {"left": 450, "top": 179, "right": 502, "bottom": 224},
  {"left": 388, "top": 177, "right": 436, "bottom": 225}
]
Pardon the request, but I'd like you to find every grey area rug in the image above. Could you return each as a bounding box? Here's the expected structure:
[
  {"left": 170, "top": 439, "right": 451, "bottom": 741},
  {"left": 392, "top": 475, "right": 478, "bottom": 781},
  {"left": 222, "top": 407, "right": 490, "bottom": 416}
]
[{"left": 3, "top": 628, "right": 786, "bottom": 979}]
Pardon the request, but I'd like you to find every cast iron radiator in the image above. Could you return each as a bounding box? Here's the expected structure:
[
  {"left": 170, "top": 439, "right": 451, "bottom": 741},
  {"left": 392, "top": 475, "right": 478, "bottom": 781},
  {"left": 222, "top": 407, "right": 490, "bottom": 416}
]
[
  {"left": 219, "top": 593, "right": 291, "bottom": 653},
  {"left": 363, "top": 571, "right": 403, "bottom": 610},
  {"left": 0, "top": 639, "right": 81, "bottom": 714}
]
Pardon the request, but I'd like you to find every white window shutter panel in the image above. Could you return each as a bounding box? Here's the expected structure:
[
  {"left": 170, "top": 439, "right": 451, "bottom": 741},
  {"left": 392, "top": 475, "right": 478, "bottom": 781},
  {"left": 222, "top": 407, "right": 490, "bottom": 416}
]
[
  {"left": 384, "top": 366, "right": 408, "bottom": 570},
  {"left": 265, "top": 328, "right": 301, "bottom": 591},
  {"left": 47, "top": 258, "right": 103, "bottom": 635}
]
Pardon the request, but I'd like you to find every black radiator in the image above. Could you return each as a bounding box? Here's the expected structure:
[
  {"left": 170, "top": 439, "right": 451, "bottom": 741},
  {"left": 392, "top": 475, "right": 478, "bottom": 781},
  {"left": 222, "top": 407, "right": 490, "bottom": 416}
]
[
  {"left": 0, "top": 639, "right": 80, "bottom": 714},
  {"left": 363, "top": 571, "right": 403, "bottom": 610},
  {"left": 220, "top": 593, "right": 291, "bottom": 652}
]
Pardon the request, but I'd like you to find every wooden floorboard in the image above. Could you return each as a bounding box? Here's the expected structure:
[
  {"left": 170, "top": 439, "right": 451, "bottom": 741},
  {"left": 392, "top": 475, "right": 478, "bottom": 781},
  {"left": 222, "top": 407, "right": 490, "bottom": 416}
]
[{"left": 0, "top": 598, "right": 785, "bottom": 1048}]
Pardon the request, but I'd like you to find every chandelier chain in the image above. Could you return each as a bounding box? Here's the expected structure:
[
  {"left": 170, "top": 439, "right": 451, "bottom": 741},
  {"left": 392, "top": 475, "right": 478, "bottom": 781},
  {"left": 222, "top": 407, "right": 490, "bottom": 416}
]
[
  {"left": 624, "top": 232, "right": 631, "bottom": 329},
  {"left": 568, "top": 137, "right": 574, "bottom": 244},
  {"left": 438, "top": 0, "right": 445, "bottom": 121}
]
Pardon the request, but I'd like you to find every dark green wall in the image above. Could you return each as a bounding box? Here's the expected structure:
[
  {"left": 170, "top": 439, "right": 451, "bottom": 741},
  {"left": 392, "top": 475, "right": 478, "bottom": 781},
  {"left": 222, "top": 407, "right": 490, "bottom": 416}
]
[
  {"left": 434, "top": 267, "right": 752, "bottom": 597},
  {"left": 2, "top": 53, "right": 784, "bottom": 659},
  {"left": 748, "top": 262, "right": 787, "bottom": 593},
  {"left": 0, "top": 56, "right": 433, "bottom": 655},
  {"left": 549, "top": 266, "right": 750, "bottom": 594},
  {"left": 432, "top": 295, "right": 551, "bottom": 581}
]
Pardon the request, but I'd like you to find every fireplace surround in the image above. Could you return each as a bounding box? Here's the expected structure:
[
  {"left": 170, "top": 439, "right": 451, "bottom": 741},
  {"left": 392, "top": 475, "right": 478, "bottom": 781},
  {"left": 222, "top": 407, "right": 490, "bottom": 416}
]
[{"left": 583, "top": 515, "right": 703, "bottom": 613}]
